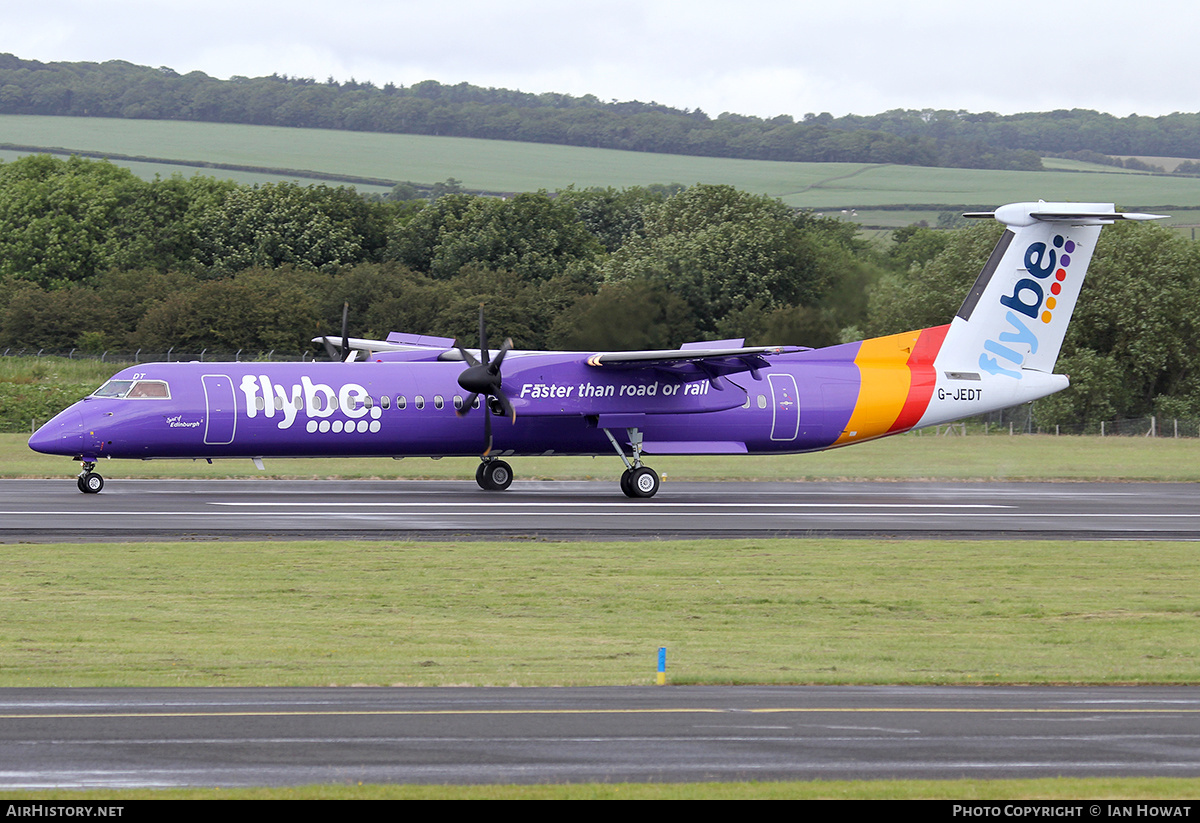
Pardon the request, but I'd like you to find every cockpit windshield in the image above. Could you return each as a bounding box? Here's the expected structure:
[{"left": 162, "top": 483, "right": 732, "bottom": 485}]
[{"left": 92, "top": 379, "right": 171, "bottom": 399}]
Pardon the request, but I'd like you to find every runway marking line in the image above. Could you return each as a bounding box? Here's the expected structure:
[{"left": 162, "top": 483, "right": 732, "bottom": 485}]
[{"left": 5, "top": 706, "right": 1200, "bottom": 720}]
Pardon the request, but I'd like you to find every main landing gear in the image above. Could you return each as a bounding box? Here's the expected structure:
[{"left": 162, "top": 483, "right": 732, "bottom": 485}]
[
  {"left": 76, "top": 461, "right": 103, "bottom": 494},
  {"left": 605, "top": 427, "right": 660, "bottom": 499}
]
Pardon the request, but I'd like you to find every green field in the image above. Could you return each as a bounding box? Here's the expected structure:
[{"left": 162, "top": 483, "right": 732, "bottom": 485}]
[
  {"left": 3, "top": 114, "right": 1199, "bottom": 216},
  {"left": 4, "top": 536, "right": 1200, "bottom": 688}
]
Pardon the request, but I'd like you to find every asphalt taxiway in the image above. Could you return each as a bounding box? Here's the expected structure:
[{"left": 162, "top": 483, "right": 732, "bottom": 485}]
[
  {"left": 2, "top": 477, "right": 1199, "bottom": 541},
  {"left": 4, "top": 685, "right": 1200, "bottom": 787}
]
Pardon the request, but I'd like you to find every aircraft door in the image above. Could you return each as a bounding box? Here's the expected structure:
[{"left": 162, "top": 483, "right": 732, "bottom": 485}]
[
  {"left": 768, "top": 373, "right": 800, "bottom": 441},
  {"left": 202, "top": 374, "right": 237, "bottom": 445}
]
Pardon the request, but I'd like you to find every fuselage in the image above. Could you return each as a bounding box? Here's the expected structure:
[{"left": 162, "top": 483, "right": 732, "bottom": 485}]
[{"left": 28, "top": 325, "right": 1067, "bottom": 464}]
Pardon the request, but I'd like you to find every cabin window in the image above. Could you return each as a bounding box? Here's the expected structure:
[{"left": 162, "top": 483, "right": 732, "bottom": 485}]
[
  {"left": 414, "top": 395, "right": 425, "bottom": 410},
  {"left": 381, "top": 395, "right": 390, "bottom": 410},
  {"left": 363, "top": 396, "right": 373, "bottom": 409},
  {"left": 453, "top": 395, "right": 464, "bottom": 410},
  {"left": 255, "top": 396, "right": 266, "bottom": 411},
  {"left": 396, "top": 395, "right": 406, "bottom": 410},
  {"left": 742, "top": 396, "right": 751, "bottom": 409},
  {"left": 757, "top": 395, "right": 767, "bottom": 409},
  {"left": 472, "top": 396, "right": 481, "bottom": 409},
  {"left": 434, "top": 395, "right": 444, "bottom": 410}
]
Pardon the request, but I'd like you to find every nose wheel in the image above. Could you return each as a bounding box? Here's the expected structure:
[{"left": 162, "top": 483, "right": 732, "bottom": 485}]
[
  {"left": 77, "top": 463, "right": 104, "bottom": 494},
  {"left": 475, "top": 459, "right": 513, "bottom": 491}
]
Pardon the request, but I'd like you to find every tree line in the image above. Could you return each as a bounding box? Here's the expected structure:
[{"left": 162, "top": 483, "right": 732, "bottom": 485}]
[
  {"left": 0, "top": 154, "right": 869, "bottom": 354},
  {"left": 0, "top": 55, "right": 1038, "bottom": 170},
  {"left": 1, "top": 153, "right": 1197, "bottom": 430}
]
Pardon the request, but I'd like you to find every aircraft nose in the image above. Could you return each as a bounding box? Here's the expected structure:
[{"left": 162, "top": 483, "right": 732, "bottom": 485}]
[{"left": 28, "top": 407, "right": 86, "bottom": 456}]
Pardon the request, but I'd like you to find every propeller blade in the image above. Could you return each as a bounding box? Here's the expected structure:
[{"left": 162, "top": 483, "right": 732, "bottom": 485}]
[
  {"left": 320, "top": 336, "right": 341, "bottom": 361},
  {"left": 489, "top": 338, "right": 512, "bottom": 374},
  {"left": 456, "top": 345, "right": 481, "bottom": 367},
  {"left": 456, "top": 392, "right": 479, "bottom": 418},
  {"left": 477, "top": 305, "right": 489, "bottom": 366},
  {"left": 340, "top": 302, "right": 350, "bottom": 362},
  {"left": 493, "top": 389, "right": 516, "bottom": 424}
]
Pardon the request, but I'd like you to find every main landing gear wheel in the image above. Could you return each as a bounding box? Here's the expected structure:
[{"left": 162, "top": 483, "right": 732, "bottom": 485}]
[
  {"left": 476, "top": 459, "right": 513, "bottom": 491},
  {"left": 77, "top": 471, "right": 103, "bottom": 494},
  {"left": 621, "top": 466, "right": 659, "bottom": 499}
]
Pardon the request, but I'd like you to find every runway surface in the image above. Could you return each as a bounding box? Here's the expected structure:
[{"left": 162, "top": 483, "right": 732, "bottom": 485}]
[
  {"left": 2, "top": 477, "right": 1200, "bottom": 541},
  {"left": 4, "top": 686, "right": 1200, "bottom": 787}
]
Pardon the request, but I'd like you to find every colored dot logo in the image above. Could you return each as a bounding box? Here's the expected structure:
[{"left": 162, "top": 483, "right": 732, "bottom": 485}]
[{"left": 1042, "top": 235, "right": 1075, "bottom": 323}]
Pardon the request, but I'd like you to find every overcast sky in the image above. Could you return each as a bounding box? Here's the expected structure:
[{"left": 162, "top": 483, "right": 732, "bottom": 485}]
[{"left": 7, "top": 1, "right": 1194, "bottom": 119}]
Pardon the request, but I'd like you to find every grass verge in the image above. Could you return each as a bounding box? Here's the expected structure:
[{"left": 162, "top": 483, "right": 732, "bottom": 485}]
[{"left": 2, "top": 538, "right": 1198, "bottom": 688}]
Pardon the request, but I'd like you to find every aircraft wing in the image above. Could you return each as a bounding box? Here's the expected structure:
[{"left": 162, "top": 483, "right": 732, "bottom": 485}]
[{"left": 584, "top": 345, "right": 804, "bottom": 380}]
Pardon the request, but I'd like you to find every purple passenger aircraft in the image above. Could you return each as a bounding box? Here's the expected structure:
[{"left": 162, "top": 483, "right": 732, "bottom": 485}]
[{"left": 29, "top": 201, "right": 1162, "bottom": 497}]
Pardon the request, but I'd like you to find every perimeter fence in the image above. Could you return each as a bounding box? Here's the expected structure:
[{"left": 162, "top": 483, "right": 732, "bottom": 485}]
[
  {"left": 1, "top": 347, "right": 318, "bottom": 363},
  {"left": 920, "top": 404, "right": 1200, "bottom": 438}
]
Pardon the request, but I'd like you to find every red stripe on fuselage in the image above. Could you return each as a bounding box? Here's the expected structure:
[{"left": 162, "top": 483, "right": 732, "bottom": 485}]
[{"left": 887, "top": 324, "right": 950, "bottom": 433}]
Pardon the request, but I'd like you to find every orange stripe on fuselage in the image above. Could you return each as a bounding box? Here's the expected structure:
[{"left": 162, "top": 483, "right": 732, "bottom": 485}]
[{"left": 833, "top": 325, "right": 949, "bottom": 446}]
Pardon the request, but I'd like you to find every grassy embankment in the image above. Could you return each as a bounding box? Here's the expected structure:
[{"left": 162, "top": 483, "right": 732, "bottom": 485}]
[
  {"left": 3, "top": 113, "right": 1200, "bottom": 230},
  {"left": 4, "top": 536, "right": 1200, "bottom": 688}
]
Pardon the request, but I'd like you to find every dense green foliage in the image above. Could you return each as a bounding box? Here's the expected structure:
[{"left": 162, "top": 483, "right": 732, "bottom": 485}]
[
  {"left": 0, "top": 156, "right": 868, "bottom": 354},
  {"left": 2, "top": 153, "right": 1198, "bottom": 431},
  {"left": 0, "top": 54, "right": 1046, "bottom": 171}
]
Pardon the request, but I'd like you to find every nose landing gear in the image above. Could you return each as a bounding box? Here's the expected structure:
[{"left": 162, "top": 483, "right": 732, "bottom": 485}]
[
  {"left": 77, "top": 462, "right": 104, "bottom": 494},
  {"left": 475, "top": 458, "right": 514, "bottom": 491}
]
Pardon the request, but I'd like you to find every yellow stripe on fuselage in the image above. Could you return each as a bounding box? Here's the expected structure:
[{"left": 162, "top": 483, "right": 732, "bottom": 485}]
[{"left": 833, "top": 330, "right": 920, "bottom": 446}]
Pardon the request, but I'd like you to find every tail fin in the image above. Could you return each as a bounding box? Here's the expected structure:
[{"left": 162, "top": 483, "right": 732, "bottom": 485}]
[{"left": 935, "top": 202, "right": 1163, "bottom": 380}]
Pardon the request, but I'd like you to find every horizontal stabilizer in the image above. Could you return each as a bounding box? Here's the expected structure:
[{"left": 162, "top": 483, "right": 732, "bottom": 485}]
[{"left": 965, "top": 201, "right": 1166, "bottom": 226}]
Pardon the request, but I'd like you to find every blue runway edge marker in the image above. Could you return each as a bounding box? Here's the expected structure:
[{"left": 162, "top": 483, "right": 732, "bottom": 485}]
[{"left": 657, "top": 647, "right": 666, "bottom": 685}]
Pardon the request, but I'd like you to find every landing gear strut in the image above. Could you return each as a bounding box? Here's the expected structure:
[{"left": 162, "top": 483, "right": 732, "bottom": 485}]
[
  {"left": 475, "top": 458, "right": 513, "bottom": 491},
  {"left": 77, "top": 462, "right": 103, "bottom": 494},
  {"left": 605, "top": 427, "right": 659, "bottom": 498}
]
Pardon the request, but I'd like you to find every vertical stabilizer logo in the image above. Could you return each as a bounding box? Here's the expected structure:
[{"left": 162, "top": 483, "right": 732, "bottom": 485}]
[{"left": 979, "top": 234, "right": 1075, "bottom": 379}]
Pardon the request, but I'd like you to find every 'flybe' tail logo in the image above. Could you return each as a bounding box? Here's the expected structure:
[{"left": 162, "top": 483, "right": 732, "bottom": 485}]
[{"left": 980, "top": 234, "right": 1076, "bottom": 380}]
